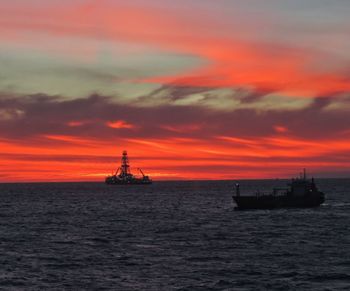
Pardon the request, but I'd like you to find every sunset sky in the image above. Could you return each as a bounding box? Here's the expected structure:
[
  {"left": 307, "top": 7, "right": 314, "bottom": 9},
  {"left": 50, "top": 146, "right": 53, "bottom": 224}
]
[{"left": 1, "top": 0, "right": 350, "bottom": 182}]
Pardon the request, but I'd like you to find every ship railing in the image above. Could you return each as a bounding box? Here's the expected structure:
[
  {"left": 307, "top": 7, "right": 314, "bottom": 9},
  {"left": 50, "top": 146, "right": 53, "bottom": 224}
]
[
  {"left": 254, "top": 190, "right": 270, "bottom": 197},
  {"left": 252, "top": 188, "right": 288, "bottom": 197},
  {"left": 272, "top": 188, "right": 288, "bottom": 196}
]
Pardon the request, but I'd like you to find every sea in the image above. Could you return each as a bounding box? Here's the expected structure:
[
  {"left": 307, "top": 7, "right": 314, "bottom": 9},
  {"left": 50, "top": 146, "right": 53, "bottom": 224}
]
[{"left": 0, "top": 179, "right": 349, "bottom": 290}]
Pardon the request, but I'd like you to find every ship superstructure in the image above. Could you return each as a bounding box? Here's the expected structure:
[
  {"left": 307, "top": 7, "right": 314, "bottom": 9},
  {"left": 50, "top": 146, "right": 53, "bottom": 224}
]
[{"left": 105, "top": 151, "right": 152, "bottom": 185}]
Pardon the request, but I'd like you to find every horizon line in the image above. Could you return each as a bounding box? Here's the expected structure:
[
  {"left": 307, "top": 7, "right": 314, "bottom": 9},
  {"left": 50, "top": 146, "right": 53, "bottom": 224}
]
[{"left": 1, "top": 176, "right": 349, "bottom": 184}]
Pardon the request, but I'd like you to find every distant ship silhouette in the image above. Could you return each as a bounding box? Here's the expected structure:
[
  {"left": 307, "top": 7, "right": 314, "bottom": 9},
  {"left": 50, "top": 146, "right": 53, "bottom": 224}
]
[
  {"left": 232, "top": 169, "right": 325, "bottom": 210},
  {"left": 105, "top": 151, "right": 152, "bottom": 185}
]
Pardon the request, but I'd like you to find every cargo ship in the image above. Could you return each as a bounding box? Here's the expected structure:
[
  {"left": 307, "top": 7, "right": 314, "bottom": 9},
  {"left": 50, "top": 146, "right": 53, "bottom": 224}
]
[
  {"left": 232, "top": 170, "right": 325, "bottom": 210},
  {"left": 105, "top": 151, "right": 152, "bottom": 185}
]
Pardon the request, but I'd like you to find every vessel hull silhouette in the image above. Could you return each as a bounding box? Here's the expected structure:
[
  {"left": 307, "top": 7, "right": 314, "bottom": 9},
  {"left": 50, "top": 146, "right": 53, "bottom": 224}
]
[
  {"left": 233, "top": 192, "right": 325, "bottom": 210},
  {"left": 232, "top": 170, "right": 325, "bottom": 210}
]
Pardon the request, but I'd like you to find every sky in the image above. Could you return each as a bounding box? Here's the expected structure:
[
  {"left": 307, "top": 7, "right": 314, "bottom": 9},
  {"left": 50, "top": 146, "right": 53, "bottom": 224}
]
[{"left": 1, "top": 0, "right": 350, "bottom": 182}]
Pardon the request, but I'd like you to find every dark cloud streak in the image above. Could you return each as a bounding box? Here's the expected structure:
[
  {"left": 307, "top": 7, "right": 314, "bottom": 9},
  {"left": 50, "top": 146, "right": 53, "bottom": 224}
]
[{"left": 0, "top": 91, "right": 349, "bottom": 142}]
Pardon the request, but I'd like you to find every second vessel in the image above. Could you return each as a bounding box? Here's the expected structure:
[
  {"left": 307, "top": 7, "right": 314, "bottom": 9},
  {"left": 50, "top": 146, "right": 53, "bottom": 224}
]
[{"left": 105, "top": 151, "right": 152, "bottom": 185}]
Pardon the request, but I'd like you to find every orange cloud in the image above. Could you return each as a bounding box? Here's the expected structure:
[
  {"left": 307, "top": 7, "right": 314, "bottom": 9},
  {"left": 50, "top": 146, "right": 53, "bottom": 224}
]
[
  {"left": 107, "top": 120, "right": 135, "bottom": 129},
  {"left": 161, "top": 124, "right": 201, "bottom": 133},
  {"left": 1, "top": 1, "right": 350, "bottom": 96},
  {"left": 67, "top": 121, "right": 86, "bottom": 127}
]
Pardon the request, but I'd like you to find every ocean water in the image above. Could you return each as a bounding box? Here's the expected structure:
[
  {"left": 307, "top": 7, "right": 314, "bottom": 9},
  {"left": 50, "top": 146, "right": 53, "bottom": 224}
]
[{"left": 0, "top": 179, "right": 349, "bottom": 290}]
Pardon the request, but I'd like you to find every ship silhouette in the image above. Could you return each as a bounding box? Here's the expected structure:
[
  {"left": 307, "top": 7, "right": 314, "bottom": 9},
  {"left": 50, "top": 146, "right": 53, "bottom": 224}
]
[
  {"left": 232, "top": 169, "right": 325, "bottom": 210},
  {"left": 105, "top": 151, "right": 152, "bottom": 185}
]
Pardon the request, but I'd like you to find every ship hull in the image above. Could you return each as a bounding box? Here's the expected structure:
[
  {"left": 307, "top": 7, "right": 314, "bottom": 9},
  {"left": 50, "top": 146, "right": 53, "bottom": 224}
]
[
  {"left": 233, "top": 192, "right": 325, "bottom": 210},
  {"left": 105, "top": 177, "right": 152, "bottom": 185},
  {"left": 106, "top": 181, "right": 152, "bottom": 185}
]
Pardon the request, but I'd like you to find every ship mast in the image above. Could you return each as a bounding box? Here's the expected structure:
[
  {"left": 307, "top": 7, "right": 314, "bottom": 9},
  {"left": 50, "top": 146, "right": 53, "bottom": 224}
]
[{"left": 120, "top": 150, "right": 131, "bottom": 178}]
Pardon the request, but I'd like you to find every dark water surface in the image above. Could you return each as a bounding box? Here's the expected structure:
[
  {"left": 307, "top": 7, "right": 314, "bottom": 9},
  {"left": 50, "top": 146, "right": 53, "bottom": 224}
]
[{"left": 0, "top": 179, "right": 349, "bottom": 290}]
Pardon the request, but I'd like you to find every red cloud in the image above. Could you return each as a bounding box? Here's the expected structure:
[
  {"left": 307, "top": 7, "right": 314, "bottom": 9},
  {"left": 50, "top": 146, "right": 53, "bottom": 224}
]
[
  {"left": 0, "top": 93, "right": 349, "bottom": 182},
  {"left": 274, "top": 125, "right": 288, "bottom": 133},
  {"left": 1, "top": 132, "right": 350, "bottom": 182},
  {"left": 1, "top": 2, "right": 350, "bottom": 181}
]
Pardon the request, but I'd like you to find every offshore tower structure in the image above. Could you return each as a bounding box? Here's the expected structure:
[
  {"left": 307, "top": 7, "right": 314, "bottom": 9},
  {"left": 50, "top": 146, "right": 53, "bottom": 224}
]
[{"left": 105, "top": 150, "right": 152, "bottom": 185}]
